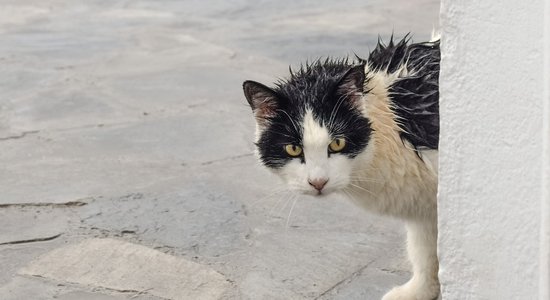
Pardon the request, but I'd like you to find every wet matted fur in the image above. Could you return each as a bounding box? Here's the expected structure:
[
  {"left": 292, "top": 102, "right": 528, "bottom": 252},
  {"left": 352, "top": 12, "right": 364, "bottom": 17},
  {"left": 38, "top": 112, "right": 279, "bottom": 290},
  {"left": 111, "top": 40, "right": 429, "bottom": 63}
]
[{"left": 243, "top": 35, "right": 440, "bottom": 300}]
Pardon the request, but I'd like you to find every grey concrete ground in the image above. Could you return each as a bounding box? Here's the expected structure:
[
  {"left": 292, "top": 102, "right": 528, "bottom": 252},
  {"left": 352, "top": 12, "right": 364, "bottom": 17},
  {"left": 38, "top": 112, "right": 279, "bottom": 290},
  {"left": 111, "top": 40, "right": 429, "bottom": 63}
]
[{"left": 0, "top": 1, "right": 439, "bottom": 299}]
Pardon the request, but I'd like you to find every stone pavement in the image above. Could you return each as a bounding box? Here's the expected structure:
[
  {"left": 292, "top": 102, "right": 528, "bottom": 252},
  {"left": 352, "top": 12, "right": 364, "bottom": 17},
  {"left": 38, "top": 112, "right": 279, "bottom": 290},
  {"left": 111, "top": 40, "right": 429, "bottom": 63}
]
[{"left": 0, "top": 1, "right": 439, "bottom": 299}]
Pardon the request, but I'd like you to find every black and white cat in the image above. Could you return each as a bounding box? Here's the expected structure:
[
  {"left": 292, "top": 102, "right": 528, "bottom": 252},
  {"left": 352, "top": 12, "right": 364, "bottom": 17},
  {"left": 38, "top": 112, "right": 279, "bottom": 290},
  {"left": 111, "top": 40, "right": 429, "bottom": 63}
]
[{"left": 243, "top": 35, "right": 440, "bottom": 300}]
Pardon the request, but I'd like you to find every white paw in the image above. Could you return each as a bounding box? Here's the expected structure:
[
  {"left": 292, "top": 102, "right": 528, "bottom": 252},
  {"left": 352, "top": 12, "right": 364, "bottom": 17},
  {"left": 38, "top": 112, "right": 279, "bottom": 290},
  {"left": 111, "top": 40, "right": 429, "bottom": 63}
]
[{"left": 381, "top": 280, "right": 439, "bottom": 300}]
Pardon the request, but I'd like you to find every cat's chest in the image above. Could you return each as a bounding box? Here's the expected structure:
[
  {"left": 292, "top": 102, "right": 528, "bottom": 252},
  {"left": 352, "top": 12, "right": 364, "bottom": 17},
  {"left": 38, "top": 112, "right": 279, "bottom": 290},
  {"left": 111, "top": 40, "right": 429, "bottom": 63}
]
[{"left": 350, "top": 149, "right": 438, "bottom": 218}]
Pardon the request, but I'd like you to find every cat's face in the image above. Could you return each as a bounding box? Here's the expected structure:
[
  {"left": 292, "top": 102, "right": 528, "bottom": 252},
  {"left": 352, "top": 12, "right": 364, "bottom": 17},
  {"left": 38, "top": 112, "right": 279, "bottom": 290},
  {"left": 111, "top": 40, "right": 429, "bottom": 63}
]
[{"left": 243, "top": 63, "right": 373, "bottom": 196}]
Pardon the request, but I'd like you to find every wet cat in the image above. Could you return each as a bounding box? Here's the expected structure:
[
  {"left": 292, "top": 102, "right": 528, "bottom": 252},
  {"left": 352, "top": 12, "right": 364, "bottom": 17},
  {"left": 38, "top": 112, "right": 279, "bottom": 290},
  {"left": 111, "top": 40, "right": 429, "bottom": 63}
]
[{"left": 242, "top": 35, "right": 440, "bottom": 300}]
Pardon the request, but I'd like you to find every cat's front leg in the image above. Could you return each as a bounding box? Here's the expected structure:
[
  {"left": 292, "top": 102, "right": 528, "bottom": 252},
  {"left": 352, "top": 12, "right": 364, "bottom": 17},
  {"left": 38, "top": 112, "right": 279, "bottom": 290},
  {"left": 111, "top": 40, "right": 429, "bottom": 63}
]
[{"left": 382, "top": 218, "right": 439, "bottom": 300}]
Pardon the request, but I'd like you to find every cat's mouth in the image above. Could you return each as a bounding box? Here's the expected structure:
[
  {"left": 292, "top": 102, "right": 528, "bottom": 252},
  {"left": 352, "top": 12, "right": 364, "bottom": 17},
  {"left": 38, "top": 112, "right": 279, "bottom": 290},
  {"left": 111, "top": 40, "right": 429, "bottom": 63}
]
[
  {"left": 307, "top": 187, "right": 335, "bottom": 197},
  {"left": 288, "top": 181, "right": 340, "bottom": 196}
]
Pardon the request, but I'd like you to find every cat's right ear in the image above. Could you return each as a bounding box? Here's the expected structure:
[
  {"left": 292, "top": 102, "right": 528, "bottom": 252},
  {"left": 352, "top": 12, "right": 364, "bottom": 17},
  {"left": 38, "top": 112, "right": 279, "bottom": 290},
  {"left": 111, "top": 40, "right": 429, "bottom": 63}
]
[{"left": 243, "top": 80, "right": 279, "bottom": 124}]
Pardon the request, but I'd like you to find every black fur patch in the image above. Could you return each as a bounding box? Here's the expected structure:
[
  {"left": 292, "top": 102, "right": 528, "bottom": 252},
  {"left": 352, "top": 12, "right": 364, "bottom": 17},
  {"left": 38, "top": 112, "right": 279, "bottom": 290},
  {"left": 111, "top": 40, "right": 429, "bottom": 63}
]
[
  {"left": 243, "top": 59, "right": 372, "bottom": 168},
  {"left": 367, "top": 35, "right": 440, "bottom": 150},
  {"left": 243, "top": 35, "right": 440, "bottom": 168}
]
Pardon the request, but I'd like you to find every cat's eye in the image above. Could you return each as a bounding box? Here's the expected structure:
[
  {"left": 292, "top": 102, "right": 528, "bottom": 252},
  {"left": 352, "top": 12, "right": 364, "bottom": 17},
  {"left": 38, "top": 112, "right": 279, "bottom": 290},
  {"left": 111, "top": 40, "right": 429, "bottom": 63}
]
[
  {"left": 329, "top": 138, "right": 346, "bottom": 152},
  {"left": 284, "top": 144, "right": 303, "bottom": 157}
]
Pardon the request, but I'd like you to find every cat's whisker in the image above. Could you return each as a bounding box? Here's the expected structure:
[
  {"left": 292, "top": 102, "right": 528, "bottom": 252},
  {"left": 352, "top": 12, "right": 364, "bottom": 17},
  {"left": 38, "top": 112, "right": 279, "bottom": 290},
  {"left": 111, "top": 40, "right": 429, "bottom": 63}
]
[
  {"left": 343, "top": 187, "right": 365, "bottom": 202},
  {"left": 277, "top": 109, "right": 301, "bottom": 135},
  {"left": 352, "top": 165, "right": 384, "bottom": 171},
  {"left": 341, "top": 189, "right": 355, "bottom": 201},
  {"left": 327, "top": 90, "right": 356, "bottom": 129},
  {"left": 349, "top": 175, "right": 381, "bottom": 179},
  {"left": 268, "top": 194, "right": 290, "bottom": 216},
  {"left": 349, "top": 173, "right": 381, "bottom": 177},
  {"left": 277, "top": 197, "right": 293, "bottom": 215},
  {"left": 327, "top": 93, "right": 347, "bottom": 128},
  {"left": 252, "top": 188, "right": 289, "bottom": 211},
  {"left": 285, "top": 197, "right": 298, "bottom": 230},
  {"left": 348, "top": 182, "right": 377, "bottom": 197},
  {"left": 249, "top": 187, "right": 289, "bottom": 208},
  {"left": 352, "top": 174, "right": 381, "bottom": 180},
  {"left": 263, "top": 129, "right": 296, "bottom": 140},
  {"left": 329, "top": 90, "right": 356, "bottom": 127},
  {"left": 350, "top": 171, "right": 384, "bottom": 178},
  {"left": 348, "top": 176, "right": 384, "bottom": 184}
]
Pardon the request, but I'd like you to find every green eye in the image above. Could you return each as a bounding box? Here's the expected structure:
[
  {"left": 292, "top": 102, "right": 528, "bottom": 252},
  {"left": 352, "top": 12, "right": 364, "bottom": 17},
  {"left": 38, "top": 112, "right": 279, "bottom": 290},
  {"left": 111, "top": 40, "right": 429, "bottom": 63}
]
[
  {"left": 284, "top": 144, "right": 302, "bottom": 157},
  {"left": 329, "top": 138, "right": 346, "bottom": 152}
]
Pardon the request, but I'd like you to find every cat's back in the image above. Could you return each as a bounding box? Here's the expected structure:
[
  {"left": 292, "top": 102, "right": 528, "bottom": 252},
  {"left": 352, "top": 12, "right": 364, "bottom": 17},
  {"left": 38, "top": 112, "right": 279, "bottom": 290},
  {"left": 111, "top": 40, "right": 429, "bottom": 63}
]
[{"left": 366, "top": 35, "right": 440, "bottom": 152}]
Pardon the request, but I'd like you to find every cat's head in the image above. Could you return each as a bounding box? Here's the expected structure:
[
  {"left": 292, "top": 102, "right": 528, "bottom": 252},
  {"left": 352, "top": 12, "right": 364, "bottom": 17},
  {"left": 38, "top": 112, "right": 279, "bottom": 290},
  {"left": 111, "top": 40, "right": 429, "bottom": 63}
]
[{"left": 243, "top": 60, "right": 373, "bottom": 196}]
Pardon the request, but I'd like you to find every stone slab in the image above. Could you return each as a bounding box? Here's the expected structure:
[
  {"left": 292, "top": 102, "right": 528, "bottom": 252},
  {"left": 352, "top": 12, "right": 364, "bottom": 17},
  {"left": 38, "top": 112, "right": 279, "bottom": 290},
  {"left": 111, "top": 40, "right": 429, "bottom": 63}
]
[
  {"left": 20, "top": 238, "right": 231, "bottom": 300},
  {"left": 0, "top": 276, "right": 62, "bottom": 300},
  {"left": 0, "top": 276, "right": 165, "bottom": 300},
  {"left": 0, "top": 240, "right": 64, "bottom": 286},
  {"left": 0, "top": 208, "right": 68, "bottom": 245},
  {"left": 57, "top": 291, "right": 164, "bottom": 300}
]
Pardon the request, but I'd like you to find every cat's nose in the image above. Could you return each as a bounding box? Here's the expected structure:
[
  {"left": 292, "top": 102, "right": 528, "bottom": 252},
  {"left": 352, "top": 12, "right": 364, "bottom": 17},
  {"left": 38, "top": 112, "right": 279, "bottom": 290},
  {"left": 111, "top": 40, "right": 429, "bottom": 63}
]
[{"left": 308, "top": 178, "right": 328, "bottom": 191}]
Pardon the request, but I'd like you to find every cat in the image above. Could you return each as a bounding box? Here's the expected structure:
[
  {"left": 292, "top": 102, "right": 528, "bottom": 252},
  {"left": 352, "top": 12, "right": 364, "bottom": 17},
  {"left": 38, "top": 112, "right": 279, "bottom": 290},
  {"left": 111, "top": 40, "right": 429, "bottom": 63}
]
[{"left": 242, "top": 34, "right": 440, "bottom": 300}]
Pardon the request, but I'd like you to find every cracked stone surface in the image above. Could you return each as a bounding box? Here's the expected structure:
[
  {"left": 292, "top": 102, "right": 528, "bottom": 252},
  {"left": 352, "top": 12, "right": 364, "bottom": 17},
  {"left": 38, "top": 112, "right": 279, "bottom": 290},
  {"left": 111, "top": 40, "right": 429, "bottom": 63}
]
[{"left": 0, "top": 0, "right": 439, "bottom": 299}]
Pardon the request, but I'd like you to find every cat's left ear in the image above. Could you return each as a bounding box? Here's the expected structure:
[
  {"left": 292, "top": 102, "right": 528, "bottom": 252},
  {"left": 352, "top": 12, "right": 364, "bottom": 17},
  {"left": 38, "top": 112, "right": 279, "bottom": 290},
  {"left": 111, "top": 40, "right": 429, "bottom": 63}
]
[{"left": 335, "top": 64, "right": 365, "bottom": 105}]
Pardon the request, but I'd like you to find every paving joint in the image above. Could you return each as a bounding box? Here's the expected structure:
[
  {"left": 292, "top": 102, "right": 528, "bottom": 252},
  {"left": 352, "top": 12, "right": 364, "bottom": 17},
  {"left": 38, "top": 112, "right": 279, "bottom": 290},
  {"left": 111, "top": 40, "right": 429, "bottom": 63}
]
[
  {"left": 0, "top": 130, "right": 40, "bottom": 141},
  {"left": 0, "top": 233, "right": 62, "bottom": 246},
  {"left": 0, "top": 200, "right": 89, "bottom": 209}
]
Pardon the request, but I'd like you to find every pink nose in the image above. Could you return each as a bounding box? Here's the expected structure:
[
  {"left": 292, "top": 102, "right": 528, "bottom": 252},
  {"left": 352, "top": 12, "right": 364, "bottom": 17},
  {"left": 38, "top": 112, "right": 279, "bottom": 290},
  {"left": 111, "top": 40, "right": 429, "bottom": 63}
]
[{"left": 308, "top": 178, "right": 328, "bottom": 191}]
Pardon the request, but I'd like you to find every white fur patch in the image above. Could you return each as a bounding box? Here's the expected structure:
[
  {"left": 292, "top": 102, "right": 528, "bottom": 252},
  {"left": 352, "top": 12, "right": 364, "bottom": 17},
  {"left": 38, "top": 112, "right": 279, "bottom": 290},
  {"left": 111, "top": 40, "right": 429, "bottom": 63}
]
[
  {"left": 277, "top": 109, "right": 354, "bottom": 194},
  {"left": 302, "top": 109, "right": 331, "bottom": 172}
]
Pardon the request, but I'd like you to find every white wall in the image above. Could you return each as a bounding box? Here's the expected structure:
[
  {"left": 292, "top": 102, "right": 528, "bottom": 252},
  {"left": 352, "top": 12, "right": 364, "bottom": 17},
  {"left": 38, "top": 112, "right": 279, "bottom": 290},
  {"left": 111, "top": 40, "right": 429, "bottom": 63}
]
[
  {"left": 542, "top": 0, "right": 550, "bottom": 297},
  {"left": 438, "top": 0, "right": 550, "bottom": 299}
]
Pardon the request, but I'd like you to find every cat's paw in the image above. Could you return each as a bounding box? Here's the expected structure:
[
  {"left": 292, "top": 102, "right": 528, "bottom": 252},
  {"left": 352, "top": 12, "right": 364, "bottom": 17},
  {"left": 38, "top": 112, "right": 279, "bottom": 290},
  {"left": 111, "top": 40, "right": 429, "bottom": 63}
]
[{"left": 381, "top": 280, "right": 439, "bottom": 300}]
